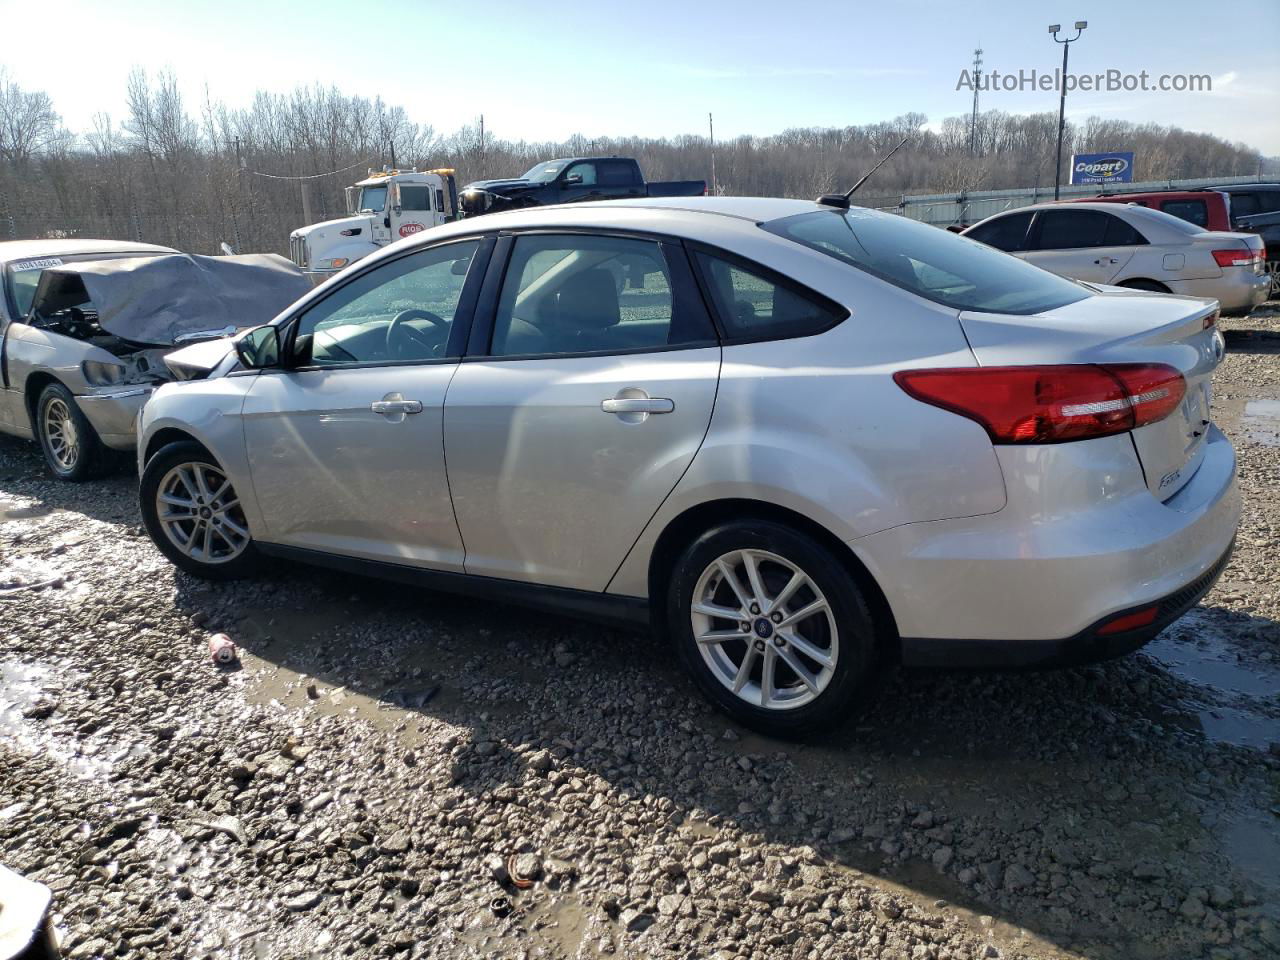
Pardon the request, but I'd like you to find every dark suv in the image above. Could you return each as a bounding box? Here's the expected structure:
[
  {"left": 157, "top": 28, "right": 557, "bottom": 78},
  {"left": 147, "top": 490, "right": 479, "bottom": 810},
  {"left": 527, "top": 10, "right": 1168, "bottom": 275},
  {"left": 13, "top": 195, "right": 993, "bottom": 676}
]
[{"left": 1210, "top": 184, "right": 1280, "bottom": 297}]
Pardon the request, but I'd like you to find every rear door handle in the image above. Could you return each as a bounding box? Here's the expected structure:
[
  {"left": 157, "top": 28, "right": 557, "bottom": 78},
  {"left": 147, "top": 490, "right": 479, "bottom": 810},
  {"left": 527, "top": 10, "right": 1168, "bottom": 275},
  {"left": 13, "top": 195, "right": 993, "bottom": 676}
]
[
  {"left": 601, "top": 397, "right": 674, "bottom": 415},
  {"left": 1093, "top": 257, "right": 1119, "bottom": 265}
]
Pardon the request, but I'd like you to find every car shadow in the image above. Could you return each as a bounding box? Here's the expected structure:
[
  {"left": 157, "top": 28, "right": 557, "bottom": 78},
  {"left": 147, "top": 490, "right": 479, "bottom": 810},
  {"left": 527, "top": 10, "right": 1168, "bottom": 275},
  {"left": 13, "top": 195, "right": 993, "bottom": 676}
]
[{"left": 164, "top": 556, "right": 1280, "bottom": 960}]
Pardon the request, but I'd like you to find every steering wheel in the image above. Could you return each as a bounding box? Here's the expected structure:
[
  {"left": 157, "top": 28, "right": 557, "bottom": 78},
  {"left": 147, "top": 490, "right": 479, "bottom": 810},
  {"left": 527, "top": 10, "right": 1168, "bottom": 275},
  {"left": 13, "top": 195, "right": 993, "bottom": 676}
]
[{"left": 386, "top": 309, "right": 448, "bottom": 360}]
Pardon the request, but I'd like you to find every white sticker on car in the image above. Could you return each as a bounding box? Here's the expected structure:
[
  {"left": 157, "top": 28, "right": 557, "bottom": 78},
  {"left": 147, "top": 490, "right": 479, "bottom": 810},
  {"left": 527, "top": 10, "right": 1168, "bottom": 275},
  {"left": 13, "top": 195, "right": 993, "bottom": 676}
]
[{"left": 11, "top": 257, "right": 64, "bottom": 271}]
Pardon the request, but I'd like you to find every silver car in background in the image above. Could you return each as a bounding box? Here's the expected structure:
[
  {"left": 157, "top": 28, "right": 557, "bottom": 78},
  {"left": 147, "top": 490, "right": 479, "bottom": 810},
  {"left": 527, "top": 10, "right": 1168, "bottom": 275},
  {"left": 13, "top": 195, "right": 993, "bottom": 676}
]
[
  {"left": 962, "top": 201, "right": 1270, "bottom": 315},
  {"left": 0, "top": 241, "right": 310, "bottom": 480},
  {"left": 137, "top": 198, "right": 1239, "bottom": 737}
]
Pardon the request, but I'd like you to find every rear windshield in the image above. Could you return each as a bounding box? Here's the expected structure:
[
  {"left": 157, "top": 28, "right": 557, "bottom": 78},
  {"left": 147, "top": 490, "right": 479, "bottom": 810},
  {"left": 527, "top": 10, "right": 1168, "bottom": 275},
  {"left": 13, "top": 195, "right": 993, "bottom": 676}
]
[{"left": 765, "top": 209, "right": 1090, "bottom": 315}]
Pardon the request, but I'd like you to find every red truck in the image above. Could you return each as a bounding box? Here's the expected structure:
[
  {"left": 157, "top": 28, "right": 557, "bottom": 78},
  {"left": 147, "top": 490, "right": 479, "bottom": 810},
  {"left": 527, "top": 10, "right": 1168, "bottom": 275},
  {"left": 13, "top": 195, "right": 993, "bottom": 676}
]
[{"left": 1065, "top": 189, "right": 1230, "bottom": 230}]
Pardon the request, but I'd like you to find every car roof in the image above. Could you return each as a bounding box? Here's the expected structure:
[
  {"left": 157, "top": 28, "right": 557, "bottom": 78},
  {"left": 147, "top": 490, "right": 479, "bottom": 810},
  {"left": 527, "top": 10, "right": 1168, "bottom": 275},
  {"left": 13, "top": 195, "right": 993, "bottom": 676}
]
[
  {"left": 1209, "top": 183, "right": 1280, "bottom": 192},
  {"left": 0, "top": 238, "right": 176, "bottom": 265}
]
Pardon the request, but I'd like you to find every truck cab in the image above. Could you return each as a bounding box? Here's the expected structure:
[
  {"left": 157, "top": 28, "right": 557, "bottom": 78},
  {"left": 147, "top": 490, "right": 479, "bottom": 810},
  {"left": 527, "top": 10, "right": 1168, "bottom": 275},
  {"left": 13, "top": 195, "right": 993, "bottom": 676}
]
[{"left": 288, "top": 168, "right": 458, "bottom": 277}]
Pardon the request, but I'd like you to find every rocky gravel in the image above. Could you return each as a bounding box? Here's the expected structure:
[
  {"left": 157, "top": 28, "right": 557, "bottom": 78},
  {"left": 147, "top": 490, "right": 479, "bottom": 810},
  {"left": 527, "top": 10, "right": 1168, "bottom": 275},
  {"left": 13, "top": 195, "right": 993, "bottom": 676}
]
[{"left": 2, "top": 306, "right": 1279, "bottom": 960}]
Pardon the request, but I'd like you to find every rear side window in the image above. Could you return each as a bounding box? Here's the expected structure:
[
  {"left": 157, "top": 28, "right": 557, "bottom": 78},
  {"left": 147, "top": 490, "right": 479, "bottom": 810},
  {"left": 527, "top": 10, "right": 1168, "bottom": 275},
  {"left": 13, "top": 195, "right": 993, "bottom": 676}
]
[
  {"left": 489, "top": 234, "right": 715, "bottom": 357},
  {"left": 767, "top": 209, "right": 1088, "bottom": 316},
  {"left": 1160, "top": 199, "right": 1208, "bottom": 228},
  {"left": 1229, "top": 193, "right": 1259, "bottom": 218},
  {"left": 1035, "top": 210, "right": 1111, "bottom": 249},
  {"left": 694, "top": 252, "right": 846, "bottom": 341},
  {"left": 597, "top": 160, "right": 638, "bottom": 187},
  {"left": 965, "top": 211, "right": 1034, "bottom": 252},
  {"left": 1103, "top": 214, "right": 1148, "bottom": 245}
]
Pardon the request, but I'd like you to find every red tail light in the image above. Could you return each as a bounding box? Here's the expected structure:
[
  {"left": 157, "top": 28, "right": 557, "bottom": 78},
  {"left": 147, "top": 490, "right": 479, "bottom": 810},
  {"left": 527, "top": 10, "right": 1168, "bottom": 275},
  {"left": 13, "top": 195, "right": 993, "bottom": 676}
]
[
  {"left": 1097, "top": 605, "right": 1159, "bottom": 635},
  {"left": 894, "top": 364, "right": 1186, "bottom": 444},
  {"left": 1212, "top": 248, "right": 1260, "bottom": 268}
]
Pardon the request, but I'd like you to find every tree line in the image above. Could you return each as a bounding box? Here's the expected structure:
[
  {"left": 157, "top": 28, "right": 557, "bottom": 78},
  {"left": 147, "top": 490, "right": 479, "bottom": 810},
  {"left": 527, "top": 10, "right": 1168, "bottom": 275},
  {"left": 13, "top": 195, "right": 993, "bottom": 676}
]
[{"left": 0, "top": 68, "right": 1268, "bottom": 256}]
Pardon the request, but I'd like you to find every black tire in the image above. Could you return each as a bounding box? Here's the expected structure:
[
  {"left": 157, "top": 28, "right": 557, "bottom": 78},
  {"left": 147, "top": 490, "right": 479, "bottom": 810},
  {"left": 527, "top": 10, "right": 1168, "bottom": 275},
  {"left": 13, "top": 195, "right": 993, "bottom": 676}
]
[
  {"left": 34, "top": 382, "right": 109, "bottom": 481},
  {"left": 1118, "top": 278, "right": 1170, "bottom": 293},
  {"left": 667, "top": 520, "right": 881, "bottom": 739},
  {"left": 139, "top": 441, "right": 263, "bottom": 580}
]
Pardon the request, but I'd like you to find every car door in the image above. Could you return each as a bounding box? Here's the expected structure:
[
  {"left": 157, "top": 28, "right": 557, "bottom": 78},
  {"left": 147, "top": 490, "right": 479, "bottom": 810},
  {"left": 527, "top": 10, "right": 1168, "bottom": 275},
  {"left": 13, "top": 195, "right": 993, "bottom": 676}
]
[
  {"left": 390, "top": 182, "right": 435, "bottom": 238},
  {"left": 1023, "top": 209, "right": 1137, "bottom": 282},
  {"left": 240, "top": 236, "right": 490, "bottom": 570},
  {"left": 443, "top": 231, "right": 721, "bottom": 591}
]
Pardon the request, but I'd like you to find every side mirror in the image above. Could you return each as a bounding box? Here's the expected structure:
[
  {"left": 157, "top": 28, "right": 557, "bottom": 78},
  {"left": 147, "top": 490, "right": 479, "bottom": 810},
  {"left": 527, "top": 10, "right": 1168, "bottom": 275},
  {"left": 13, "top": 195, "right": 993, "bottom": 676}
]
[
  {"left": 562, "top": 174, "right": 583, "bottom": 187},
  {"left": 235, "top": 325, "right": 281, "bottom": 369}
]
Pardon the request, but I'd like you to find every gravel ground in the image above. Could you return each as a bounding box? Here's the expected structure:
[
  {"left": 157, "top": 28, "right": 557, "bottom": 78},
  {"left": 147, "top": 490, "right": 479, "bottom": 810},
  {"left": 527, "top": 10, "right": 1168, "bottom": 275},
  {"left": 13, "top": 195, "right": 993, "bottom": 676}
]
[{"left": 2, "top": 307, "right": 1279, "bottom": 960}]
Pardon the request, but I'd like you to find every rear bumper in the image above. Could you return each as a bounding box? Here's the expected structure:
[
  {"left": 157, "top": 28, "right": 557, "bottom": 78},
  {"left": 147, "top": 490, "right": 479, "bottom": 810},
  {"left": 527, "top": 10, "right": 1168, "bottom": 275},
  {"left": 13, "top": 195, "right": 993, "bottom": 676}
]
[
  {"left": 900, "top": 536, "right": 1234, "bottom": 668},
  {"left": 850, "top": 425, "right": 1240, "bottom": 660},
  {"left": 76, "top": 387, "right": 151, "bottom": 450},
  {"left": 1169, "top": 270, "right": 1270, "bottom": 315}
]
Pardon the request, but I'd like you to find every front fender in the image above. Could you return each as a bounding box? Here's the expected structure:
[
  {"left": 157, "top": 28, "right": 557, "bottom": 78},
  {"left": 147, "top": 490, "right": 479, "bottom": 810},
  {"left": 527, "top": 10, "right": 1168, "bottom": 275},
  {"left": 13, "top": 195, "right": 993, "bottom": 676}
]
[{"left": 138, "top": 377, "right": 265, "bottom": 537}]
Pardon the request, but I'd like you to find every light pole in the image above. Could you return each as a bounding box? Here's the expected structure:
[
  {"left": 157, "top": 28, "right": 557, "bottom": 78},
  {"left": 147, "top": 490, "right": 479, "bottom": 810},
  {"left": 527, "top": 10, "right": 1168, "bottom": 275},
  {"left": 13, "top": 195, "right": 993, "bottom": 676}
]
[{"left": 1050, "top": 20, "right": 1087, "bottom": 200}]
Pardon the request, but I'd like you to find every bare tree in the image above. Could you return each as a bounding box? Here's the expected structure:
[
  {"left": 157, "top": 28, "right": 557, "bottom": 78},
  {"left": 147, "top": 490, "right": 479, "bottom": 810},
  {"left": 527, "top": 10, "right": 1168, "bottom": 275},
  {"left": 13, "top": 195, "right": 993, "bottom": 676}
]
[{"left": 0, "top": 69, "right": 68, "bottom": 166}]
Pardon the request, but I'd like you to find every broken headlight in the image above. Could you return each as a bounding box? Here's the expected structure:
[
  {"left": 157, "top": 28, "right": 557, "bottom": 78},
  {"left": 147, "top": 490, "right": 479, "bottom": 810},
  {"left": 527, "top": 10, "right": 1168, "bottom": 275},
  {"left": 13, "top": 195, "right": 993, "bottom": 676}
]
[{"left": 81, "top": 359, "right": 128, "bottom": 386}]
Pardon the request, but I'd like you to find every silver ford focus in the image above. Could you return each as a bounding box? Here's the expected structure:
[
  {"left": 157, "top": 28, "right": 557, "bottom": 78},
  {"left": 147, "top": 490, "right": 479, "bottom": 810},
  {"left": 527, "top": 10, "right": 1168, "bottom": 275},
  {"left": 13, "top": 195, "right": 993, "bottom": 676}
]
[{"left": 137, "top": 197, "right": 1240, "bottom": 737}]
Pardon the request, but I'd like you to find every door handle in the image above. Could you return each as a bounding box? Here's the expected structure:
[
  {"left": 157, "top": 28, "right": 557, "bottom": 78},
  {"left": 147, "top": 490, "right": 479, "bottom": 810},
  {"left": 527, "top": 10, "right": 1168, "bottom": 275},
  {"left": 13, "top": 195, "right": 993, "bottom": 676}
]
[
  {"left": 601, "top": 397, "right": 674, "bottom": 415},
  {"left": 1093, "top": 257, "right": 1119, "bottom": 265},
  {"left": 370, "top": 392, "right": 423, "bottom": 419}
]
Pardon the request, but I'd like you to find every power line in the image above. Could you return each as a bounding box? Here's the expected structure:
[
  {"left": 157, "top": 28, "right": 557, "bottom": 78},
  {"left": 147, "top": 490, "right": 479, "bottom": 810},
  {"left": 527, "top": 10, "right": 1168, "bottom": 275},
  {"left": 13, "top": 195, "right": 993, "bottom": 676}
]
[{"left": 245, "top": 156, "right": 375, "bottom": 181}]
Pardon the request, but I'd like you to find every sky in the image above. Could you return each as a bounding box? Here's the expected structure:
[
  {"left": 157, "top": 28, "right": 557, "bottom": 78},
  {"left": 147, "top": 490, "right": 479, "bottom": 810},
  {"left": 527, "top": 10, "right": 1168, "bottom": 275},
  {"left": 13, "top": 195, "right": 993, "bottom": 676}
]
[{"left": 1, "top": 0, "right": 1277, "bottom": 154}]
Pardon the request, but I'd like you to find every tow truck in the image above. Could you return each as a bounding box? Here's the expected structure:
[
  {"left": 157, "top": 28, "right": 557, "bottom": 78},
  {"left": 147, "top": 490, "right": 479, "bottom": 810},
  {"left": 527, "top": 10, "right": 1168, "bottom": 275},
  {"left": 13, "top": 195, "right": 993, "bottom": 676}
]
[{"left": 288, "top": 168, "right": 459, "bottom": 277}]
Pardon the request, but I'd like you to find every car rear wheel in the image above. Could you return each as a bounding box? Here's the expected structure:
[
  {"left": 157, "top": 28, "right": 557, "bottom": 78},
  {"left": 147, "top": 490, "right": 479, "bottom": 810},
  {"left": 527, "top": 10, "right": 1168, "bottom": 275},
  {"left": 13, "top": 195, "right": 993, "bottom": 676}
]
[
  {"left": 140, "top": 442, "right": 261, "bottom": 580},
  {"left": 35, "top": 382, "right": 108, "bottom": 482},
  {"left": 667, "top": 520, "right": 880, "bottom": 739}
]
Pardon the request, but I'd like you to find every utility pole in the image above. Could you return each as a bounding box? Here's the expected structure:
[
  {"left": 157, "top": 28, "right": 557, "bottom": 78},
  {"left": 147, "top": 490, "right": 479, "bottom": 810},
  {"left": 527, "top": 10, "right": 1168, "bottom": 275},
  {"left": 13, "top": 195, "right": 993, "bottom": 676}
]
[
  {"left": 1050, "top": 21, "right": 1087, "bottom": 200},
  {"left": 969, "top": 47, "right": 983, "bottom": 156},
  {"left": 478, "top": 114, "right": 485, "bottom": 178},
  {"left": 708, "top": 112, "right": 717, "bottom": 196},
  {"left": 300, "top": 180, "right": 314, "bottom": 226}
]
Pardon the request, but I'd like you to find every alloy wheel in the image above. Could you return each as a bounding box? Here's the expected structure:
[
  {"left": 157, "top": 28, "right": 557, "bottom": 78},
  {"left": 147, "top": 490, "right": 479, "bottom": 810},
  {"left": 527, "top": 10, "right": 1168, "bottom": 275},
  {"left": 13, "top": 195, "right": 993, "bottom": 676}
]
[
  {"left": 42, "top": 397, "right": 80, "bottom": 471},
  {"left": 690, "top": 548, "right": 839, "bottom": 711},
  {"left": 155, "top": 462, "right": 251, "bottom": 564}
]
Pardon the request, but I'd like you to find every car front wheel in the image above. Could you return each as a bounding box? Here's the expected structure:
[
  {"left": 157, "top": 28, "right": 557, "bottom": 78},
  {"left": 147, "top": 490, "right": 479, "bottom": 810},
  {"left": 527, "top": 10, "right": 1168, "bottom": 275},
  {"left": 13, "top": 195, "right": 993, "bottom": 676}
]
[
  {"left": 36, "top": 382, "right": 108, "bottom": 481},
  {"left": 667, "top": 520, "right": 880, "bottom": 739},
  {"left": 140, "top": 442, "right": 261, "bottom": 579}
]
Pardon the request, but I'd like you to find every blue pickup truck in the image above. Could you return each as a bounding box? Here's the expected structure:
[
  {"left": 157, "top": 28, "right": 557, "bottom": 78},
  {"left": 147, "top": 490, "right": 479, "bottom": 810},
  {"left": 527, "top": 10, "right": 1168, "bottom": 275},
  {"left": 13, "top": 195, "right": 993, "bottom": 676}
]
[{"left": 459, "top": 157, "right": 705, "bottom": 217}]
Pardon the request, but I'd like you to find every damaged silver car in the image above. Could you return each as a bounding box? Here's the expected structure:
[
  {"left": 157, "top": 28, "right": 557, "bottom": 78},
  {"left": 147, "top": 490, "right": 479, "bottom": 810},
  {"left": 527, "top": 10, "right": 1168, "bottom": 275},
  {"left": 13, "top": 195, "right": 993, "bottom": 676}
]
[{"left": 0, "top": 240, "right": 310, "bottom": 480}]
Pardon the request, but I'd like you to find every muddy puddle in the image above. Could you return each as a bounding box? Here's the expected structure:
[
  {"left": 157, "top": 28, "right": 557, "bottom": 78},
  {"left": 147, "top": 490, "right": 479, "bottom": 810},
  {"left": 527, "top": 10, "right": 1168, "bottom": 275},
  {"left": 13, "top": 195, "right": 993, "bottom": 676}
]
[
  {"left": 1144, "top": 609, "right": 1280, "bottom": 750},
  {"left": 1243, "top": 398, "right": 1280, "bottom": 447},
  {"left": 0, "top": 660, "right": 124, "bottom": 781}
]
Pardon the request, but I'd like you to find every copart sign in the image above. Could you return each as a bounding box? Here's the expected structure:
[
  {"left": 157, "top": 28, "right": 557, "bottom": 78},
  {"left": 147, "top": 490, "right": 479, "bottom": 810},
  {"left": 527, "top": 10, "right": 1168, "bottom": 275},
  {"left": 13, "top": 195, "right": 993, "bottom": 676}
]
[{"left": 1070, "top": 151, "right": 1135, "bottom": 185}]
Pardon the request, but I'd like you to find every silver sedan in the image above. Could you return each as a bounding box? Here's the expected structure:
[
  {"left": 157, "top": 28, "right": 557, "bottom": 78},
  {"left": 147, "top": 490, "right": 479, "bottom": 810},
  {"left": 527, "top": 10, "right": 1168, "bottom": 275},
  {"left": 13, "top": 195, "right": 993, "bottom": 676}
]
[{"left": 137, "top": 198, "right": 1240, "bottom": 737}]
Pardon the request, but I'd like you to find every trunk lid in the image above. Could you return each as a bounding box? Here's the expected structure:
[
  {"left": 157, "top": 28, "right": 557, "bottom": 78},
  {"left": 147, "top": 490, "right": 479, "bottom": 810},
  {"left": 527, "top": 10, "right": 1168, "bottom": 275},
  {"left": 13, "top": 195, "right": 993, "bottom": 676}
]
[{"left": 959, "top": 290, "right": 1223, "bottom": 500}]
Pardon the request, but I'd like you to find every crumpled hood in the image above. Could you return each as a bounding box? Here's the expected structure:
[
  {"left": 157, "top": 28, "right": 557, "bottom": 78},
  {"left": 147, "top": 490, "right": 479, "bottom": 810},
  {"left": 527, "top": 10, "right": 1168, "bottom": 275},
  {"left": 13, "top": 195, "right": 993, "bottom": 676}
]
[
  {"left": 161, "top": 335, "right": 238, "bottom": 380},
  {"left": 30, "top": 253, "right": 311, "bottom": 346}
]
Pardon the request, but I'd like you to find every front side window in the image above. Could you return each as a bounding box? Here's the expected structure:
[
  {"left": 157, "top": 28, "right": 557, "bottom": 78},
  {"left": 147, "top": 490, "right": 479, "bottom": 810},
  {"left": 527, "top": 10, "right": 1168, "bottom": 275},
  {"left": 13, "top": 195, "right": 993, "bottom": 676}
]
[
  {"left": 295, "top": 240, "right": 479, "bottom": 366},
  {"left": 564, "top": 162, "right": 597, "bottom": 186},
  {"left": 965, "top": 211, "right": 1034, "bottom": 252},
  {"left": 767, "top": 209, "right": 1088, "bottom": 315},
  {"left": 695, "top": 253, "right": 845, "bottom": 340},
  {"left": 489, "top": 234, "right": 713, "bottom": 357},
  {"left": 357, "top": 185, "right": 388, "bottom": 213}
]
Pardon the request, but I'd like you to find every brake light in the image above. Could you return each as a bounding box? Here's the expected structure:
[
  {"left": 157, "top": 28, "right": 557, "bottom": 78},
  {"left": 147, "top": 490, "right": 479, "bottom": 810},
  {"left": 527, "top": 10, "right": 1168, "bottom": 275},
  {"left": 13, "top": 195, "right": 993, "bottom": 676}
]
[
  {"left": 1212, "top": 248, "right": 1260, "bottom": 268},
  {"left": 893, "top": 364, "right": 1186, "bottom": 444}
]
